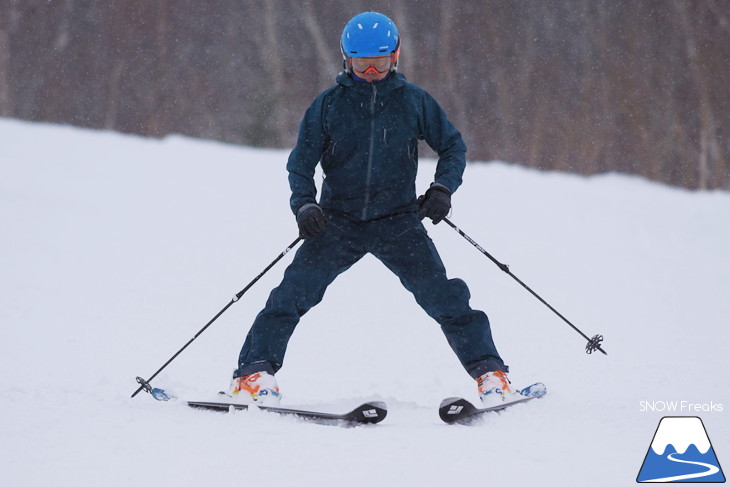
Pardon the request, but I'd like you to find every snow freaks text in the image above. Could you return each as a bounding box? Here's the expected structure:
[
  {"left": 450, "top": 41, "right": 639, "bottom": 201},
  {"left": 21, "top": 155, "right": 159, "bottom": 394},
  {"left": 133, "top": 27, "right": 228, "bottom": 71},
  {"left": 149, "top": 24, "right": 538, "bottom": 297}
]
[{"left": 639, "top": 401, "right": 724, "bottom": 413}]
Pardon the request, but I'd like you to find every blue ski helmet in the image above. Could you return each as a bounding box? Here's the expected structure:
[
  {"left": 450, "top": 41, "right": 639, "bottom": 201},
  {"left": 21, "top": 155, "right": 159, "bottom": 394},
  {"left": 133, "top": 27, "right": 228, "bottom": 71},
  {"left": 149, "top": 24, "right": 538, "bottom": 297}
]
[{"left": 341, "top": 12, "right": 400, "bottom": 71}]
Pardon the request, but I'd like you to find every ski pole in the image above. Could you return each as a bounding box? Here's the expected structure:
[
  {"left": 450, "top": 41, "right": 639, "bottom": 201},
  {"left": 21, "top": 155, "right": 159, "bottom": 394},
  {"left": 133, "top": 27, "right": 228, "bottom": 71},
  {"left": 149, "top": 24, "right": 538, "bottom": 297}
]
[
  {"left": 132, "top": 237, "right": 303, "bottom": 398},
  {"left": 442, "top": 218, "right": 606, "bottom": 355}
]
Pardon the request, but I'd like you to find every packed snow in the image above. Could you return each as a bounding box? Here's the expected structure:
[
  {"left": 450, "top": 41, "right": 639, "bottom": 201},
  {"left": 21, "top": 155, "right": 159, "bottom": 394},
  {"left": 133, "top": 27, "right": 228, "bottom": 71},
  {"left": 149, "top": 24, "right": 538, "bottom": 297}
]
[{"left": 1, "top": 118, "right": 728, "bottom": 486}]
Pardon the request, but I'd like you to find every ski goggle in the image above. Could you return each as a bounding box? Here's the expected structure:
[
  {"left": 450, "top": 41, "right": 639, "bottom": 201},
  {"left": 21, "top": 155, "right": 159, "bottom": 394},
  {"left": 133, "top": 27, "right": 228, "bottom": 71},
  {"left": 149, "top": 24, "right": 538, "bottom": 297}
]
[{"left": 349, "top": 54, "right": 395, "bottom": 74}]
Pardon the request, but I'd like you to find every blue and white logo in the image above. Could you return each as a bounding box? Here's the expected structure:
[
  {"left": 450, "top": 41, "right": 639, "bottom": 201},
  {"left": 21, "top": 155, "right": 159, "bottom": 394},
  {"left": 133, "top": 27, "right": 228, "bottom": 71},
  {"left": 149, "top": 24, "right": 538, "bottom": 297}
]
[{"left": 637, "top": 416, "right": 725, "bottom": 483}]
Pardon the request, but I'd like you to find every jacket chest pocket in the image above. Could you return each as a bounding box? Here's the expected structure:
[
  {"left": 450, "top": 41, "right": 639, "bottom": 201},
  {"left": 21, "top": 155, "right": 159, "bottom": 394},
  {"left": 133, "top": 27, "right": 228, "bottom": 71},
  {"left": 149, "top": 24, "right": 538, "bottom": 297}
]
[{"left": 407, "top": 138, "right": 418, "bottom": 166}]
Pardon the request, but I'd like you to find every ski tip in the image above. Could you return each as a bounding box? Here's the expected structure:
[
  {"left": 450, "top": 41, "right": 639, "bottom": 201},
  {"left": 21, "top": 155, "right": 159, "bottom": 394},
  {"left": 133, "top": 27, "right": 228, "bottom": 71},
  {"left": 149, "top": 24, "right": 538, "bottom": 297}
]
[
  {"left": 438, "top": 397, "right": 479, "bottom": 424},
  {"left": 439, "top": 396, "right": 465, "bottom": 409},
  {"left": 352, "top": 401, "right": 388, "bottom": 424}
]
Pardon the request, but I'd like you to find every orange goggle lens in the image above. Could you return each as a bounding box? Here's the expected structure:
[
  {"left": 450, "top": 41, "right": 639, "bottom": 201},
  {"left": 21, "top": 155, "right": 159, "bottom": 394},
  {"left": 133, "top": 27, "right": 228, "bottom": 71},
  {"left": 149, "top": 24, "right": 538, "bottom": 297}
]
[{"left": 350, "top": 55, "right": 393, "bottom": 74}]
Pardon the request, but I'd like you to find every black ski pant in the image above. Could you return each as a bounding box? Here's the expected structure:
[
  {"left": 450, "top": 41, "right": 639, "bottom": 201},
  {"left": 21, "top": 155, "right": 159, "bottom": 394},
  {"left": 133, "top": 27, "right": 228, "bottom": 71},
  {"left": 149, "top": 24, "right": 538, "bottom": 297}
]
[{"left": 236, "top": 211, "right": 506, "bottom": 379}]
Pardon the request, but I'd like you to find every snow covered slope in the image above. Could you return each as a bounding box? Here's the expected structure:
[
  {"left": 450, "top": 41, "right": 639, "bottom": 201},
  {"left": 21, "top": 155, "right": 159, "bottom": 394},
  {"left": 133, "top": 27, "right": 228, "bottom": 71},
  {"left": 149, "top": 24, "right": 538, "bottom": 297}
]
[{"left": 1, "top": 118, "right": 728, "bottom": 486}]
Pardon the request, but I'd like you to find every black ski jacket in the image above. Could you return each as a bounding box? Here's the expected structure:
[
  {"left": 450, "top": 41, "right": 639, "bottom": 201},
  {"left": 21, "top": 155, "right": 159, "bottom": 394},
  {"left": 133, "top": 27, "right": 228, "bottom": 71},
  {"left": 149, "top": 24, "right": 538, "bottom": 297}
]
[{"left": 287, "top": 72, "right": 467, "bottom": 221}]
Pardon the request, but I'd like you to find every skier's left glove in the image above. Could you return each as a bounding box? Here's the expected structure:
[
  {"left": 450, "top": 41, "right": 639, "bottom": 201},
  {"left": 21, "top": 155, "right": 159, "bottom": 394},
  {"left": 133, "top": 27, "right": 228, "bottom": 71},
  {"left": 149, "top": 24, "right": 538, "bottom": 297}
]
[{"left": 417, "top": 184, "right": 451, "bottom": 224}]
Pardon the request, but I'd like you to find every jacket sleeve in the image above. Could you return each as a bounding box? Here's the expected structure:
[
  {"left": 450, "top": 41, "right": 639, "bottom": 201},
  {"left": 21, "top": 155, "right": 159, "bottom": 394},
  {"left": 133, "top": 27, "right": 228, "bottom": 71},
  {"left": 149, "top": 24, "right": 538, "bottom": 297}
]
[
  {"left": 286, "top": 91, "right": 330, "bottom": 216},
  {"left": 420, "top": 91, "right": 467, "bottom": 194}
]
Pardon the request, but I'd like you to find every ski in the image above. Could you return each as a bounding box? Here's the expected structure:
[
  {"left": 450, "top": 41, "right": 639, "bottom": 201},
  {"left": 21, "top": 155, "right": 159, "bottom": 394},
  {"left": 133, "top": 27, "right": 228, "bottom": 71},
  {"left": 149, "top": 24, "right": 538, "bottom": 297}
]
[
  {"left": 187, "top": 399, "right": 388, "bottom": 426},
  {"left": 439, "top": 382, "right": 547, "bottom": 425}
]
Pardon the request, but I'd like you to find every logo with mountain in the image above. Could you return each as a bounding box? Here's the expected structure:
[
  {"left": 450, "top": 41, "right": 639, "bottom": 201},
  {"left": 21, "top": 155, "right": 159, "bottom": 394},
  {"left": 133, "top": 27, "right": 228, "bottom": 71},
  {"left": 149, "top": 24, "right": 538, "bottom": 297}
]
[{"left": 637, "top": 416, "right": 725, "bottom": 483}]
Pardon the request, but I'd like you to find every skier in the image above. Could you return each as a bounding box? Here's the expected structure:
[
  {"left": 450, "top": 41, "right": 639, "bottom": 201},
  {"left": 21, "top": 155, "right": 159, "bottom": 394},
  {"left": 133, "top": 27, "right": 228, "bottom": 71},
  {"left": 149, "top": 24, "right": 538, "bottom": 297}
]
[{"left": 231, "top": 11, "right": 521, "bottom": 408}]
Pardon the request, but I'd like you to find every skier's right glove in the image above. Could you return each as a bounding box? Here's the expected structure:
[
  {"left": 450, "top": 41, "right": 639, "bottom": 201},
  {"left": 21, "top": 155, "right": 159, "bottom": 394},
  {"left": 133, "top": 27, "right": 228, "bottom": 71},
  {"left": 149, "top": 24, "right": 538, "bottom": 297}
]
[{"left": 297, "top": 204, "right": 328, "bottom": 239}]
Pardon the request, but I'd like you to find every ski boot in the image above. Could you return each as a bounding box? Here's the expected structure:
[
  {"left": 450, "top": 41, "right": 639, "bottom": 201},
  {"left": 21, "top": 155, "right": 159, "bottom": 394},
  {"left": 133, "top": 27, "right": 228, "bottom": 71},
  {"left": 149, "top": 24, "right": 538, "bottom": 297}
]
[
  {"left": 230, "top": 371, "right": 281, "bottom": 406},
  {"left": 477, "top": 370, "right": 520, "bottom": 408}
]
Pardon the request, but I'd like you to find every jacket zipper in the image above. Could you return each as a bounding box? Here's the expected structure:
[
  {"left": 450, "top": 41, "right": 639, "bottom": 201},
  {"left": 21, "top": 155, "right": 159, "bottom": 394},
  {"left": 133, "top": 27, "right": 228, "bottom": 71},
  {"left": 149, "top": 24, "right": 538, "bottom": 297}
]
[{"left": 361, "top": 83, "right": 377, "bottom": 220}]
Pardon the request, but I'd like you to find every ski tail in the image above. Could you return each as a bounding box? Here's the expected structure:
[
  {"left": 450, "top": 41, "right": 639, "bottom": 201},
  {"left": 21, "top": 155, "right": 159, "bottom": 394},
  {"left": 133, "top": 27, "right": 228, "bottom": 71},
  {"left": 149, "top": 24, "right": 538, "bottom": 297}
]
[{"left": 520, "top": 382, "right": 547, "bottom": 398}]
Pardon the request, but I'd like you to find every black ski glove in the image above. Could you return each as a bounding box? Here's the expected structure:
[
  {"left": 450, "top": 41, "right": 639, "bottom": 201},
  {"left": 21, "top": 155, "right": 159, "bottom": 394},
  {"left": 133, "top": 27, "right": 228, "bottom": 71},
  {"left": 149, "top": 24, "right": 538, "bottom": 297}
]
[
  {"left": 417, "top": 185, "right": 452, "bottom": 224},
  {"left": 297, "top": 204, "right": 328, "bottom": 238}
]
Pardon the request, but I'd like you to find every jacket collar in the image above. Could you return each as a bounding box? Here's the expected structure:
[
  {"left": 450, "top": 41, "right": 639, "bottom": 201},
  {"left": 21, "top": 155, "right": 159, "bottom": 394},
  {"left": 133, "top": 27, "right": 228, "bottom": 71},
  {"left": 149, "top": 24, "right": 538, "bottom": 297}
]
[{"left": 336, "top": 71, "right": 407, "bottom": 96}]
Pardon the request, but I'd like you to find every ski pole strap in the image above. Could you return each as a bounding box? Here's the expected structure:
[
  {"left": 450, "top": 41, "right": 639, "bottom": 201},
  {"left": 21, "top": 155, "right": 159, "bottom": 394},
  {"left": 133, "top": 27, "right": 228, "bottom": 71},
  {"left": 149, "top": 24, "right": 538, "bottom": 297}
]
[{"left": 442, "top": 218, "right": 607, "bottom": 356}]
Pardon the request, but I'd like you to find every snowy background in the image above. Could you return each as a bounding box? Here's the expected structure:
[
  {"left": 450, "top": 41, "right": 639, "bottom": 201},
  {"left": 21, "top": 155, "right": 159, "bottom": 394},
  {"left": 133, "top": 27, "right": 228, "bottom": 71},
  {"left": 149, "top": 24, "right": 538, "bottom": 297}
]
[{"left": 1, "top": 118, "right": 728, "bottom": 486}]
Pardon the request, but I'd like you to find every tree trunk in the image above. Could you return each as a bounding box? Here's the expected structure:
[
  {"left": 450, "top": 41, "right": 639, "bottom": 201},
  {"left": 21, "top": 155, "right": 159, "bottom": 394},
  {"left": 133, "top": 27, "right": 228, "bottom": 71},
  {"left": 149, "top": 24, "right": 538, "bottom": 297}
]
[{"left": 0, "top": 0, "right": 18, "bottom": 116}]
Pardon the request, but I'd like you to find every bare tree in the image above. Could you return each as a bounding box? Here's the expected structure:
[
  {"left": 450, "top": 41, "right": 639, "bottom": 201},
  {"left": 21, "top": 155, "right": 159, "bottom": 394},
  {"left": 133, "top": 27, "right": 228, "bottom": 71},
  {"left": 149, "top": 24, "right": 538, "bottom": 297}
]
[
  {"left": 2, "top": 0, "right": 729, "bottom": 189},
  {"left": 0, "top": 0, "right": 19, "bottom": 116},
  {"left": 302, "top": 2, "right": 336, "bottom": 90}
]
